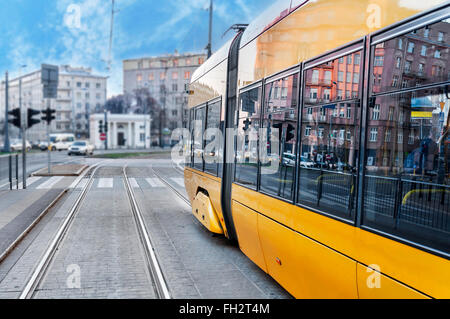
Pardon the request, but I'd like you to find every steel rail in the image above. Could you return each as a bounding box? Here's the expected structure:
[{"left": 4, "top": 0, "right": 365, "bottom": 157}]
[
  {"left": 123, "top": 166, "right": 171, "bottom": 299},
  {"left": 151, "top": 166, "right": 191, "bottom": 206},
  {"left": 19, "top": 164, "right": 102, "bottom": 299}
]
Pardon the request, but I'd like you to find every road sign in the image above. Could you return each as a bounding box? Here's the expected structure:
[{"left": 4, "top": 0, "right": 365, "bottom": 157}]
[
  {"left": 41, "top": 64, "right": 59, "bottom": 99},
  {"left": 100, "top": 133, "right": 107, "bottom": 141}
]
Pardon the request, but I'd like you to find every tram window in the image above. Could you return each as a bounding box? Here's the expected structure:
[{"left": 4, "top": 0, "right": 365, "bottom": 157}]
[
  {"left": 363, "top": 85, "right": 450, "bottom": 254},
  {"left": 298, "top": 51, "right": 362, "bottom": 221},
  {"left": 235, "top": 86, "right": 262, "bottom": 189},
  {"left": 371, "top": 19, "right": 450, "bottom": 95},
  {"left": 193, "top": 106, "right": 206, "bottom": 171},
  {"left": 205, "top": 101, "right": 221, "bottom": 176},
  {"left": 260, "top": 73, "right": 299, "bottom": 200},
  {"left": 363, "top": 17, "right": 450, "bottom": 254}
]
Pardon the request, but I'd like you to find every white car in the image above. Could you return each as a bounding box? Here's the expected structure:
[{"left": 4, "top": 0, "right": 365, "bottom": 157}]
[
  {"left": 68, "top": 141, "right": 94, "bottom": 156},
  {"left": 10, "top": 139, "right": 31, "bottom": 152},
  {"left": 50, "top": 134, "right": 75, "bottom": 151}
]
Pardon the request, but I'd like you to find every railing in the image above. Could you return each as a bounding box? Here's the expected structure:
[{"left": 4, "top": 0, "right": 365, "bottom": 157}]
[
  {"left": 0, "top": 154, "right": 20, "bottom": 190},
  {"left": 364, "top": 175, "right": 449, "bottom": 233},
  {"left": 298, "top": 167, "right": 356, "bottom": 217}
]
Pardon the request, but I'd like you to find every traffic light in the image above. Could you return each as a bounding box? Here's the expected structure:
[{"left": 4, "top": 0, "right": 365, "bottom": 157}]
[
  {"left": 41, "top": 108, "right": 56, "bottom": 124},
  {"left": 8, "top": 108, "right": 21, "bottom": 128},
  {"left": 27, "top": 109, "right": 41, "bottom": 128},
  {"left": 286, "top": 124, "right": 296, "bottom": 142},
  {"left": 99, "top": 120, "right": 104, "bottom": 134}
]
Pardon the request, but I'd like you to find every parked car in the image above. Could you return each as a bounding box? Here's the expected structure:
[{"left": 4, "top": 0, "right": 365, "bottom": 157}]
[
  {"left": 39, "top": 141, "right": 49, "bottom": 151},
  {"left": 68, "top": 141, "right": 94, "bottom": 156},
  {"left": 10, "top": 139, "right": 31, "bottom": 152},
  {"left": 300, "top": 156, "right": 315, "bottom": 168},
  {"left": 50, "top": 134, "right": 75, "bottom": 151},
  {"left": 282, "top": 153, "right": 296, "bottom": 166}
]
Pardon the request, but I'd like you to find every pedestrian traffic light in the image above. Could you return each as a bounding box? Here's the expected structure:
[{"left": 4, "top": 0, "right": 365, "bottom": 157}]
[
  {"left": 41, "top": 108, "right": 56, "bottom": 124},
  {"left": 27, "top": 109, "right": 41, "bottom": 128},
  {"left": 99, "top": 120, "right": 104, "bottom": 134},
  {"left": 286, "top": 124, "right": 296, "bottom": 142},
  {"left": 8, "top": 108, "right": 21, "bottom": 128}
]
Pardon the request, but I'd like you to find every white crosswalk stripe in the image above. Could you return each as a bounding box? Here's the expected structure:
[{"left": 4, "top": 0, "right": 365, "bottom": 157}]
[
  {"left": 129, "top": 178, "right": 139, "bottom": 188},
  {"left": 36, "top": 177, "right": 64, "bottom": 189},
  {"left": 97, "top": 178, "right": 113, "bottom": 188},
  {"left": 171, "top": 178, "right": 185, "bottom": 187},
  {"left": 18, "top": 177, "right": 42, "bottom": 190},
  {"left": 146, "top": 178, "right": 165, "bottom": 188}
]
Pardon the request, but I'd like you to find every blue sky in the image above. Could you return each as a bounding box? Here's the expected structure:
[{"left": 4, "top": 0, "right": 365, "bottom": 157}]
[{"left": 0, "top": 0, "right": 273, "bottom": 96}]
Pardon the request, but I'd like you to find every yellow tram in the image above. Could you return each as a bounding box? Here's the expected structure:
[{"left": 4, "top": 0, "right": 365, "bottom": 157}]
[{"left": 184, "top": 0, "right": 450, "bottom": 298}]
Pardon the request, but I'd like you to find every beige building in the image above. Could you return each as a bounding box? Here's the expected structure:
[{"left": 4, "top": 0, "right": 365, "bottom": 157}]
[
  {"left": 0, "top": 65, "right": 107, "bottom": 142},
  {"left": 123, "top": 52, "right": 206, "bottom": 146}
]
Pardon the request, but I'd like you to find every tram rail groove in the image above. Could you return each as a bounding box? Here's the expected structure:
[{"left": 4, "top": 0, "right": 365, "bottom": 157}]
[
  {"left": 151, "top": 166, "right": 191, "bottom": 207},
  {"left": 19, "top": 164, "right": 102, "bottom": 299},
  {"left": 123, "top": 166, "right": 171, "bottom": 299}
]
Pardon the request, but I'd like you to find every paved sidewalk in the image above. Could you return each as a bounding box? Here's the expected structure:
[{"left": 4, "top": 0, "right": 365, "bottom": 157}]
[{"left": 0, "top": 177, "right": 74, "bottom": 261}]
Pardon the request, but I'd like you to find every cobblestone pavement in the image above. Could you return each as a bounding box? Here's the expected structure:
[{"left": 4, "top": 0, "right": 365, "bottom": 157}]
[{"left": 0, "top": 159, "right": 291, "bottom": 299}]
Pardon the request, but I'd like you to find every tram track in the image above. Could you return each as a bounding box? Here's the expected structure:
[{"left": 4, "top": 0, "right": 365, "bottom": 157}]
[
  {"left": 151, "top": 166, "right": 191, "bottom": 207},
  {"left": 19, "top": 165, "right": 101, "bottom": 299},
  {"left": 123, "top": 166, "right": 171, "bottom": 299},
  {"left": 19, "top": 164, "right": 171, "bottom": 299}
]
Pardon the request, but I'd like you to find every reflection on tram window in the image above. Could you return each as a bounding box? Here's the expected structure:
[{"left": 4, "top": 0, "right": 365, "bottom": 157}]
[
  {"left": 363, "top": 86, "right": 450, "bottom": 253},
  {"left": 298, "top": 51, "right": 362, "bottom": 221},
  {"left": 204, "top": 101, "right": 221, "bottom": 176},
  {"left": 371, "top": 18, "right": 450, "bottom": 94},
  {"left": 235, "top": 87, "right": 262, "bottom": 189},
  {"left": 260, "top": 73, "right": 299, "bottom": 200},
  {"left": 193, "top": 106, "right": 206, "bottom": 171}
]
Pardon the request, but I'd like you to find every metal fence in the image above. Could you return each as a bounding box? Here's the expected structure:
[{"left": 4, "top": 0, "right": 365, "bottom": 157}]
[
  {"left": 298, "top": 167, "right": 356, "bottom": 218},
  {"left": 364, "top": 175, "right": 449, "bottom": 233},
  {"left": 0, "top": 154, "right": 21, "bottom": 190}
]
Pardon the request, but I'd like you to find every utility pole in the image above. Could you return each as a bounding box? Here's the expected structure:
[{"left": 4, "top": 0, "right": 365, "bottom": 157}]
[
  {"left": 206, "top": 0, "right": 213, "bottom": 58},
  {"left": 19, "top": 72, "right": 26, "bottom": 189},
  {"left": 3, "top": 71, "right": 10, "bottom": 153},
  {"left": 107, "top": 0, "right": 116, "bottom": 72}
]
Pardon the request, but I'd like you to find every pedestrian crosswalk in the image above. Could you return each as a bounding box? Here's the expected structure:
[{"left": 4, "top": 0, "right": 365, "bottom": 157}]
[
  {"left": 2, "top": 175, "right": 187, "bottom": 191},
  {"left": 36, "top": 176, "right": 64, "bottom": 190}
]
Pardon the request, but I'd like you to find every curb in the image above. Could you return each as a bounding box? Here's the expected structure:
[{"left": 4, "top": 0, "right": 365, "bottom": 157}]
[
  {"left": 0, "top": 189, "right": 68, "bottom": 264},
  {"left": 32, "top": 165, "right": 88, "bottom": 177}
]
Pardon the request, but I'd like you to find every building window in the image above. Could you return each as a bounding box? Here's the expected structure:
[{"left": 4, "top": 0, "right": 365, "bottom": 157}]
[
  {"left": 305, "top": 126, "right": 311, "bottom": 136},
  {"left": 77, "top": 82, "right": 82, "bottom": 88},
  {"left": 391, "top": 75, "right": 399, "bottom": 87},
  {"left": 369, "top": 128, "right": 378, "bottom": 142},
  {"left": 421, "top": 45, "right": 427, "bottom": 56},
  {"left": 137, "top": 74, "right": 142, "bottom": 82},
  {"left": 338, "top": 71, "right": 344, "bottom": 82},
  {"left": 397, "top": 131, "right": 403, "bottom": 144},
  {"left": 354, "top": 54, "right": 361, "bottom": 65},
  {"left": 347, "top": 55, "right": 352, "bottom": 65},
  {"left": 372, "top": 104, "right": 380, "bottom": 120},
  {"left": 346, "top": 72, "right": 352, "bottom": 83},
  {"left": 385, "top": 129, "right": 391, "bottom": 142},
  {"left": 96, "top": 83, "right": 101, "bottom": 88},
  {"left": 396, "top": 57, "right": 401, "bottom": 68},
  {"left": 172, "top": 84, "right": 178, "bottom": 92},
  {"left": 434, "top": 50, "right": 441, "bottom": 58},
  {"left": 172, "top": 72, "right": 178, "bottom": 80},
  {"left": 398, "top": 38, "right": 403, "bottom": 49},
  {"left": 148, "top": 73, "right": 154, "bottom": 81},
  {"left": 405, "top": 60, "right": 411, "bottom": 72},
  {"left": 374, "top": 56, "right": 384, "bottom": 66},
  {"left": 438, "top": 31, "right": 444, "bottom": 42},
  {"left": 407, "top": 42, "right": 415, "bottom": 53},
  {"left": 424, "top": 28, "right": 430, "bottom": 38},
  {"left": 353, "top": 73, "right": 359, "bottom": 84},
  {"left": 184, "top": 71, "right": 191, "bottom": 80}
]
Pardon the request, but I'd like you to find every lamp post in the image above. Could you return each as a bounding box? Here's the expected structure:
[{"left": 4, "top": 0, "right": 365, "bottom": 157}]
[
  {"left": 2, "top": 71, "right": 10, "bottom": 153},
  {"left": 19, "top": 64, "right": 27, "bottom": 189}
]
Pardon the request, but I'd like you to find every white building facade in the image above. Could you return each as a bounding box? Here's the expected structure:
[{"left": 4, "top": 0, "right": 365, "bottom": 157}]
[
  {"left": 0, "top": 65, "right": 107, "bottom": 142},
  {"left": 90, "top": 113, "right": 151, "bottom": 150}
]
